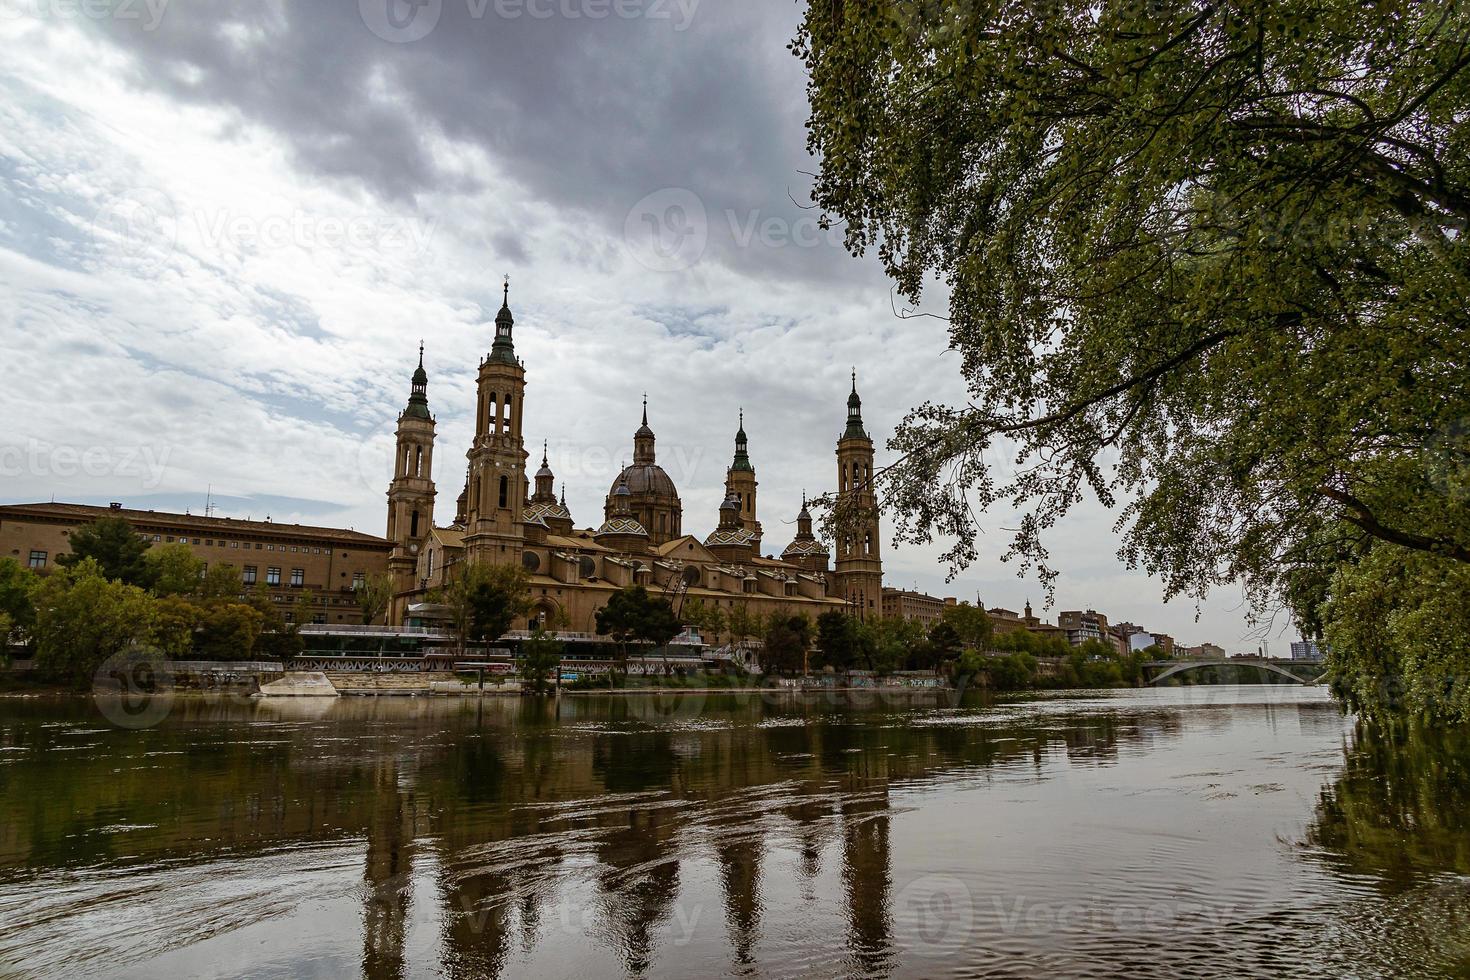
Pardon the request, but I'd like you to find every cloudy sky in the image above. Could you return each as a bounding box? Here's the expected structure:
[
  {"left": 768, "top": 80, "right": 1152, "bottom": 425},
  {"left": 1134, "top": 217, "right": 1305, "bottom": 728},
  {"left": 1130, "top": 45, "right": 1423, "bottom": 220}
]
[{"left": 0, "top": 0, "right": 1288, "bottom": 651}]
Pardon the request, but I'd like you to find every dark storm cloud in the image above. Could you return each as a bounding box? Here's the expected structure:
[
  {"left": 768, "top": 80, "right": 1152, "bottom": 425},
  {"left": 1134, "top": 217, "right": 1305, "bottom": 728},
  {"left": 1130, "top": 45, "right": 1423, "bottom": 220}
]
[{"left": 91, "top": 0, "right": 856, "bottom": 283}]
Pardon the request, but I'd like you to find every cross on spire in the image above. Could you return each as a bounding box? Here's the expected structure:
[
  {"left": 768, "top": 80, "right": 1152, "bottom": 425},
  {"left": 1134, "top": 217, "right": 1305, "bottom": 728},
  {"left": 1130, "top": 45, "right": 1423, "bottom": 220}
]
[{"left": 502, "top": 274, "right": 510, "bottom": 306}]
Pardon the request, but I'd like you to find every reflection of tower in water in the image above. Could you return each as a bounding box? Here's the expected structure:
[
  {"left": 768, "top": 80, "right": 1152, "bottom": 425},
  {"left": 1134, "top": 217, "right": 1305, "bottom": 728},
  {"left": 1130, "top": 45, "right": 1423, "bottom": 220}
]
[
  {"left": 717, "top": 837, "right": 764, "bottom": 969},
  {"left": 362, "top": 760, "right": 414, "bottom": 980},
  {"left": 841, "top": 784, "right": 895, "bottom": 976},
  {"left": 595, "top": 805, "right": 682, "bottom": 977}
]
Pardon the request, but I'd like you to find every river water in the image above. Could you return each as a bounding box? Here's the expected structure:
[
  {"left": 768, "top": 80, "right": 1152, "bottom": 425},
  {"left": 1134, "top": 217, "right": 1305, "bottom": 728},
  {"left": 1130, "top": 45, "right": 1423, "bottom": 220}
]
[{"left": 0, "top": 686, "right": 1466, "bottom": 979}]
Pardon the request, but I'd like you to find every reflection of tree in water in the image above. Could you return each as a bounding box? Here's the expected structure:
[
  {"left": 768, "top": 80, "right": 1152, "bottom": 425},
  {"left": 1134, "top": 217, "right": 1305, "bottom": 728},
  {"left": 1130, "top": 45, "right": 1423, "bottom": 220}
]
[{"left": 1308, "top": 721, "right": 1470, "bottom": 887}]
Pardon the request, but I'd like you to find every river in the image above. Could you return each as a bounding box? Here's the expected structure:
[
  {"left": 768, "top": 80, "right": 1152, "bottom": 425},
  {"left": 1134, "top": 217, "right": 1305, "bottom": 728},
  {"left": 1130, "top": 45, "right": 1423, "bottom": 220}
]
[{"left": 0, "top": 686, "right": 1466, "bottom": 978}]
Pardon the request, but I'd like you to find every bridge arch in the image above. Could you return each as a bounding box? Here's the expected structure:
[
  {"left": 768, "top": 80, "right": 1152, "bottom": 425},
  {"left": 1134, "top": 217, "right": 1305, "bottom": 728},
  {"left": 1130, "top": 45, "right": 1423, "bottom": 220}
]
[{"left": 1144, "top": 659, "right": 1321, "bottom": 686}]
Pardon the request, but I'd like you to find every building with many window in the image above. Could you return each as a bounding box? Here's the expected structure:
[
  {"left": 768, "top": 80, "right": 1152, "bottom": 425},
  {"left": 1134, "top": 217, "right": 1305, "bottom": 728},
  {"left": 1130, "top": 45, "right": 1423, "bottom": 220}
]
[
  {"left": 881, "top": 589, "right": 955, "bottom": 629},
  {"left": 0, "top": 501, "right": 392, "bottom": 625}
]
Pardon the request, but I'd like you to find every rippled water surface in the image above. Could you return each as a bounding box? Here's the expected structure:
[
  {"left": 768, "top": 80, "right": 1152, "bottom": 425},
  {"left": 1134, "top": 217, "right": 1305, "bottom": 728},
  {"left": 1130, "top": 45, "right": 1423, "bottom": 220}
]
[{"left": 1, "top": 686, "right": 1467, "bottom": 978}]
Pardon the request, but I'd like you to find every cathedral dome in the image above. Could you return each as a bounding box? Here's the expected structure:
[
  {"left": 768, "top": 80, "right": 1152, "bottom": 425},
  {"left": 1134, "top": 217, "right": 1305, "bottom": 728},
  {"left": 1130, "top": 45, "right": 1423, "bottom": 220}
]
[{"left": 608, "top": 463, "right": 679, "bottom": 498}]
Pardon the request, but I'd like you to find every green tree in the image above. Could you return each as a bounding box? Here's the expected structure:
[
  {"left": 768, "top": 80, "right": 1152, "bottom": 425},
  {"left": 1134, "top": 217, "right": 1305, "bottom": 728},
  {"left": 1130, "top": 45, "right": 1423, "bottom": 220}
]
[
  {"left": 727, "top": 603, "right": 763, "bottom": 656},
  {"left": 196, "top": 603, "right": 265, "bottom": 661},
  {"left": 795, "top": 1, "right": 1470, "bottom": 717},
  {"left": 1322, "top": 545, "right": 1470, "bottom": 722},
  {"left": 30, "top": 559, "right": 158, "bottom": 685},
  {"left": 57, "top": 517, "right": 155, "bottom": 587},
  {"left": 519, "top": 627, "right": 564, "bottom": 694},
  {"left": 433, "top": 562, "right": 531, "bottom": 655},
  {"left": 355, "top": 572, "right": 395, "bottom": 627},
  {"left": 154, "top": 595, "right": 202, "bottom": 658},
  {"left": 942, "top": 603, "right": 992, "bottom": 653},
  {"left": 596, "top": 585, "right": 680, "bottom": 676},
  {"left": 814, "top": 610, "right": 857, "bottom": 672},
  {"left": 761, "top": 616, "right": 810, "bottom": 676},
  {"left": 145, "top": 543, "right": 205, "bottom": 598},
  {"left": 197, "top": 563, "right": 244, "bottom": 601},
  {"left": 922, "top": 620, "right": 962, "bottom": 670},
  {"left": 0, "top": 558, "right": 37, "bottom": 650}
]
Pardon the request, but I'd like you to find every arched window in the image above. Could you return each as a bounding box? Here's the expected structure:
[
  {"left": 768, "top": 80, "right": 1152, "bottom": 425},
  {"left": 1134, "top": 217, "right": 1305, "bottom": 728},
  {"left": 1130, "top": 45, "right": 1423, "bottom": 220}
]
[
  {"left": 411, "top": 509, "right": 420, "bottom": 537},
  {"left": 427, "top": 549, "right": 435, "bottom": 577},
  {"left": 498, "top": 476, "right": 509, "bottom": 509},
  {"left": 489, "top": 393, "right": 499, "bottom": 434},
  {"left": 503, "top": 394, "right": 513, "bottom": 427},
  {"left": 864, "top": 531, "right": 872, "bottom": 555},
  {"left": 414, "top": 446, "right": 423, "bottom": 477}
]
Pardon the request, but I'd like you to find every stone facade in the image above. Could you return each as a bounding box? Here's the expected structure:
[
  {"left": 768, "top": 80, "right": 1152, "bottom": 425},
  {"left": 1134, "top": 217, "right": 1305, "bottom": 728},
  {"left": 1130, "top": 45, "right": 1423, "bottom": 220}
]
[{"left": 881, "top": 589, "right": 956, "bottom": 629}]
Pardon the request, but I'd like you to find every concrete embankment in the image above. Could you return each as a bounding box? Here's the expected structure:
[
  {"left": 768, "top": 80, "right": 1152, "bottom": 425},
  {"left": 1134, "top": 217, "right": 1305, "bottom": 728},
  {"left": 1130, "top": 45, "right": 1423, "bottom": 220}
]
[{"left": 254, "top": 672, "right": 340, "bottom": 698}]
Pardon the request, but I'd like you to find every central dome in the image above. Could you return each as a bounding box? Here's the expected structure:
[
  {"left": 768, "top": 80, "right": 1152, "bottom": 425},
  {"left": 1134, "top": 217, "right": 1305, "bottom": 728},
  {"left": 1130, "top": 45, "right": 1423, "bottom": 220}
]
[
  {"left": 605, "top": 400, "right": 683, "bottom": 545},
  {"left": 608, "top": 463, "right": 678, "bottom": 498}
]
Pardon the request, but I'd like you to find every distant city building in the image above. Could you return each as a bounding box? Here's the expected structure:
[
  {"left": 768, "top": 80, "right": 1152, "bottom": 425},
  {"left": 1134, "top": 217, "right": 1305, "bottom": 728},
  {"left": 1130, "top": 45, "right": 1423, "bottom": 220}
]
[
  {"left": 987, "top": 600, "right": 1043, "bottom": 635},
  {"left": 881, "top": 588, "right": 955, "bottom": 629},
  {"left": 1058, "top": 609, "right": 1112, "bottom": 648},
  {"left": 1129, "top": 631, "right": 1178, "bottom": 656},
  {"left": 0, "top": 501, "right": 392, "bottom": 625},
  {"left": 1290, "top": 640, "right": 1324, "bottom": 661}
]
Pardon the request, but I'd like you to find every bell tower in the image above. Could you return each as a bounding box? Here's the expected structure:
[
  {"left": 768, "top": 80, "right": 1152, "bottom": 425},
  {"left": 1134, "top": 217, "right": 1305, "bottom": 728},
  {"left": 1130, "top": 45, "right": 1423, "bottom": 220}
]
[
  {"left": 834, "top": 371, "right": 882, "bottom": 618},
  {"left": 724, "top": 409, "right": 762, "bottom": 553},
  {"left": 386, "top": 344, "right": 437, "bottom": 620},
  {"left": 463, "top": 278, "right": 528, "bottom": 567}
]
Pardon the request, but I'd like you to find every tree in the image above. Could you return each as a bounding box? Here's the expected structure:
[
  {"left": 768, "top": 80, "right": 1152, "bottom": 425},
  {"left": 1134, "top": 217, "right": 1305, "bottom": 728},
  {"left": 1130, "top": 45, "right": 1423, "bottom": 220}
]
[
  {"left": 596, "top": 586, "right": 680, "bottom": 676},
  {"left": 1322, "top": 545, "right": 1470, "bottom": 722},
  {"left": 153, "top": 595, "right": 202, "bottom": 658},
  {"left": 942, "top": 603, "right": 992, "bottom": 653},
  {"left": 57, "top": 517, "right": 155, "bottom": 587},
  {"left": 796, "top": 1, "right": 1470, "bottom": 715},
  {"left": 30, "top": 559, "right": 158, "bottom": 685},
  {"left": 356, "top": 572, "right": 395, "bottom": 627},
  {"left": 433, "top": 562, "right": 531, "bottom": 656},
  {"left": 145, "top": 543, "right": 205, "bottom": 598},
  {"left": 519, "top": 627, "right": 564, "bottom": 694},
  {"left": 761, "top": 616, "right": 810, "bottom": 676},
  {"left": 196, "top": 603, "right": 265, "bottom": 661},
  {"left": 197, "top": 563, "right": 245, "bottom": 601},
  {"left": 923, "top": 620, "right": 962, "bottom": 670},
  {"left": 727, "top": 603, "right": 763, "bottom": 656},
  {"left": 814, "top": 610, "right": 857, "bottom": 672},
  {"left": 0, "top": 559, "right": 36, "bottom": 650}
]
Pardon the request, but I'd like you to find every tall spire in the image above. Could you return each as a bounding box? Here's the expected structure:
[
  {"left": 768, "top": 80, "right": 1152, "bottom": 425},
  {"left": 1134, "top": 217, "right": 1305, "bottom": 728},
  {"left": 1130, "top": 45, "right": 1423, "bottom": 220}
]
[
  {"left": 405, "top": 344, "right": 430, "bottom": 419},
  {"left": 490, "top": 274, "right": 516, "bottom": 364},
  {"left": 634, "top": 396, "right": 656, "bottom": 464},
  {"left": 731, "top": 407, "right": 753, "bottom": 472},
  {"left": 844, "top": 368, "right": 867, "bottom": 440}
]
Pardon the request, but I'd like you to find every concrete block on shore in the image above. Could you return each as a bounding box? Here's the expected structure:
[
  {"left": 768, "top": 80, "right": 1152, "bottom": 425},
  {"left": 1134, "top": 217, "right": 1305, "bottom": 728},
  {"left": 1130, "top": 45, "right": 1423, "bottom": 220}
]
[{"left": 255, "top": 672, "right": 340, "bottom": 698}]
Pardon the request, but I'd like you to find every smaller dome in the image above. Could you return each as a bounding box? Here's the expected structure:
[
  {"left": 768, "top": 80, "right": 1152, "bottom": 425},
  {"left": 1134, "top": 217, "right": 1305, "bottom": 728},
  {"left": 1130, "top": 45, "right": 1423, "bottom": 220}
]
[
  {"left": 536, "top": 461, "right": 554, "bottom": 479},
  {"left": 782, "top": 538, "right": 829, "bottom": 558},
  {"left": 705, "top": 526, "right": 755, "bottom": 548},
  {"left": 597, "top": 515, "right": 648, "bottom": 538},
  {"left": 526, "top": 501, "right": 572, "bottom": 524},
  {"left": 719, "top": 494, "right": 740, "bottom": 517}
]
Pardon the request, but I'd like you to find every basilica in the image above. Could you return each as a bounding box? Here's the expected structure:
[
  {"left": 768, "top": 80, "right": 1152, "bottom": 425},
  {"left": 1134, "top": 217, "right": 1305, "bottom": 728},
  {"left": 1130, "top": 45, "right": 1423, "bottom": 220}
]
[{"left": 384, "top": 286, "right": 884, "bottom": 636}]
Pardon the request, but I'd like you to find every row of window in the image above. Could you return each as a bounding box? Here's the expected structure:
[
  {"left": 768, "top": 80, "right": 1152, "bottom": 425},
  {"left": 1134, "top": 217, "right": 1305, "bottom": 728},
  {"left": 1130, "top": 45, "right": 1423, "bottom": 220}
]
[
  {"left": 135, "top": 533, "right": 348, "bottom": 557},
  {"left": 240, "top": 567, "right": 367, "bottom": 588}
]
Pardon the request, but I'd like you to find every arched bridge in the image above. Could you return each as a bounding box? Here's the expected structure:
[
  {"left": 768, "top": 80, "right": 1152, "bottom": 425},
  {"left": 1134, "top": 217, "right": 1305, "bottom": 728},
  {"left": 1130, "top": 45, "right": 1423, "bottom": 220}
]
[{"left": 1142, "top": 658, "right": 1327, "bottom": 686}]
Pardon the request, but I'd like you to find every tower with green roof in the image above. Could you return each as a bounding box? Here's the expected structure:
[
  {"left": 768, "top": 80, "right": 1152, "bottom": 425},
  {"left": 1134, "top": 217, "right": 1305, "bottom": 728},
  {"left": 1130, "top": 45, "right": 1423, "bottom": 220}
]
[
  {"left": 386, "top": 343, "right": 438, "bottom": 618},
  {"left": 724, "top": 408, "right": 762, "bottom": 554}
]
